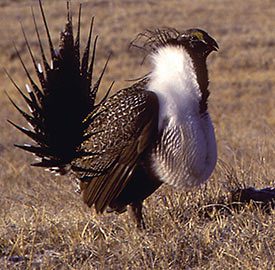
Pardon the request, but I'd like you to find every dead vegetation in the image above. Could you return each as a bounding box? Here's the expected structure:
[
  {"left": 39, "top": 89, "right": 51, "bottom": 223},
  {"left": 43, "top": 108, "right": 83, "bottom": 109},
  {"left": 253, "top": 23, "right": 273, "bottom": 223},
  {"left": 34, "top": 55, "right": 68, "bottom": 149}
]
[{"left": 0, "top": 0, "right": 274, "bottom": 269}]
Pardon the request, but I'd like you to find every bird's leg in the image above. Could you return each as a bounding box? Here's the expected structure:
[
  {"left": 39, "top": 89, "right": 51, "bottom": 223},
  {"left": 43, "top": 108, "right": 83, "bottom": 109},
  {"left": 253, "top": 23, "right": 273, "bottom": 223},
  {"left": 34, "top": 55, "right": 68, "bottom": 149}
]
[{"left": 129, "top": 201, "right": 146, "bottom": 230}]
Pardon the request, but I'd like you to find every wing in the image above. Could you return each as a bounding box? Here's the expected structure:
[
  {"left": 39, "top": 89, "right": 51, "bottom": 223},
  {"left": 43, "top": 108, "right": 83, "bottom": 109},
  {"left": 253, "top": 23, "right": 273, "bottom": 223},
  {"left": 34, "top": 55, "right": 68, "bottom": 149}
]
[{"left": 72, "top": 80, "right": 159, "bottom": 213}]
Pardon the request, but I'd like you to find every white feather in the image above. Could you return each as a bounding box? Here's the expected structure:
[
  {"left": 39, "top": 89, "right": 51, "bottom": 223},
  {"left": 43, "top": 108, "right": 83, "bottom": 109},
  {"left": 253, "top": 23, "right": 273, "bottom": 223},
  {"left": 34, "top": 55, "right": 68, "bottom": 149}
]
[
  {"left": 37, "top": 63, "right": 43, "bottom": 73},
  {"left": 25, "top": 84, "right": 32, "bottom": 93},
  {"left": 148, "top": 45, "right": 217, "bottom": 189},
  {"left": 148, "top": 46, "right": 201, "bottom": 130}
]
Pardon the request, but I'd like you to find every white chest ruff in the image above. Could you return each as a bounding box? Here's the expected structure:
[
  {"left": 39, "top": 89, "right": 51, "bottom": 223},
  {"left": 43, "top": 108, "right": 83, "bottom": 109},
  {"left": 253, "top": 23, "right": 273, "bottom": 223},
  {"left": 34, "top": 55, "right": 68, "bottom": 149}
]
[
  {"left": 150, "top": 115, "right": 217, "bottom": 189},
  {"left": 147, "top": 45, "right": 217, "bottom": 188}
]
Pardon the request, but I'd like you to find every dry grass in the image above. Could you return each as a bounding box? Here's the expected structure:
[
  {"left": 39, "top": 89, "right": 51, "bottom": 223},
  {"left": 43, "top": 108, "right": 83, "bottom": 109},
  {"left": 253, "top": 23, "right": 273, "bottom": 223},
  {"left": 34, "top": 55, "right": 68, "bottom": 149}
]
[{"left": 0, "top": 0, "right": 274, "bottom": 269}]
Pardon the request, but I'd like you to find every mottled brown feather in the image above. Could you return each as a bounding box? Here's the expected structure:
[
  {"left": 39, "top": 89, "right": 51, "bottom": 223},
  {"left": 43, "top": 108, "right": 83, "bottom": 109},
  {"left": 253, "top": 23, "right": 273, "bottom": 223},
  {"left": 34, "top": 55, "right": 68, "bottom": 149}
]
[{"left": 74, "top": 79, "right": 159, "bottom": 213}]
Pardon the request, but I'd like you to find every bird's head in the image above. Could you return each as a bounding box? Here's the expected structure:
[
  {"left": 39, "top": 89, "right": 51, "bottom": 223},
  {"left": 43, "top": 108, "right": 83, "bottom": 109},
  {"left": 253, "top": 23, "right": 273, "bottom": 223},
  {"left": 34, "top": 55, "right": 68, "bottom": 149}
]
[
  {"left": 175, "top": 28, "right": 219, "bottom": 58},
  {"left": 132, "top": 27, "right": 218, "bottom": 59}
]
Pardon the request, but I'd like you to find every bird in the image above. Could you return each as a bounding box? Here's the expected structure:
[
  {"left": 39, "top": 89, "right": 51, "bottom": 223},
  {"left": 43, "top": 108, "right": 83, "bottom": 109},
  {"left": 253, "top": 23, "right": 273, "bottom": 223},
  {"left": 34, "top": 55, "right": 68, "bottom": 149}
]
[{"left": 8, "top": 1, "right": 218, "bottom": 228}]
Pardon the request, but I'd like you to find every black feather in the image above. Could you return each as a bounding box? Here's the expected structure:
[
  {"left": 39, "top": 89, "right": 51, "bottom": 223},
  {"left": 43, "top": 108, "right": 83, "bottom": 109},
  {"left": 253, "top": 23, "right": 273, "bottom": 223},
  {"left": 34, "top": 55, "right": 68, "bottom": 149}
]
[{"left": 8, "top": 0, "right": 109, "bottom": 171}]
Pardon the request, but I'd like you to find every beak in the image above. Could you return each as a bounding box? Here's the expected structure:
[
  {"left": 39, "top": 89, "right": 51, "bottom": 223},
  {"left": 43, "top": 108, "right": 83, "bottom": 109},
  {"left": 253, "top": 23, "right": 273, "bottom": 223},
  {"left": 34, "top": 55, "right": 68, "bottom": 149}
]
[{"left": 210, "top": 39, "right": 219, "bottom": 52}]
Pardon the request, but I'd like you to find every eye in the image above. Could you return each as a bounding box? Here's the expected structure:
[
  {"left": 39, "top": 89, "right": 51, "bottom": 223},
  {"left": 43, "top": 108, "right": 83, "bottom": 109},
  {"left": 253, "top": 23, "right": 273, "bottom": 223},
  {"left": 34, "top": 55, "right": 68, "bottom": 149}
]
[{"left": 190, "top": 36, "right": 199, "bottom": 42}]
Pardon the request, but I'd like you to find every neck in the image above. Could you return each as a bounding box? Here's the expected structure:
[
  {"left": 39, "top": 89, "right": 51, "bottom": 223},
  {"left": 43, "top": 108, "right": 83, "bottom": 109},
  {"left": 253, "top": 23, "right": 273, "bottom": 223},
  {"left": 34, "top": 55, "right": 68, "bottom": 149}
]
[
  {"left": 147, "top": 45, "right": 209, "bottom": 129},
  {"left": 185, "top": 49, "right": 209, "bottom": 114}
]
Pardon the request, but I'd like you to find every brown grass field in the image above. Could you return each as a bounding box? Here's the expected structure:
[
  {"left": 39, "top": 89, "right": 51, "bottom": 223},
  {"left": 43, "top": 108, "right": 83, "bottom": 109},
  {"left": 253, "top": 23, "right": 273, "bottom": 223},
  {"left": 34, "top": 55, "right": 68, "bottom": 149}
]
[{"left": 0, "top": 0, "right": 274, "bottom": 269}]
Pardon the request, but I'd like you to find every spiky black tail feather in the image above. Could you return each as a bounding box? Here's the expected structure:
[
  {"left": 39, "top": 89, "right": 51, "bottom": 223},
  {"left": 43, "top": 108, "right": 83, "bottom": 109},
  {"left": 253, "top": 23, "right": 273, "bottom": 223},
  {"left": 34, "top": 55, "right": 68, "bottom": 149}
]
[{"left": 8, "top": 1, "right": 111, "bottom": 173}]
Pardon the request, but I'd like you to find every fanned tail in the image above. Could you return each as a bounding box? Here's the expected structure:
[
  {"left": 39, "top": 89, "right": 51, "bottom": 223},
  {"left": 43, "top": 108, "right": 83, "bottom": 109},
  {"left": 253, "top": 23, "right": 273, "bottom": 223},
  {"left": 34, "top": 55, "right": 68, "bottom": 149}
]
[{"left": 7, "top": 0, "right": 111, "bottom": 174}]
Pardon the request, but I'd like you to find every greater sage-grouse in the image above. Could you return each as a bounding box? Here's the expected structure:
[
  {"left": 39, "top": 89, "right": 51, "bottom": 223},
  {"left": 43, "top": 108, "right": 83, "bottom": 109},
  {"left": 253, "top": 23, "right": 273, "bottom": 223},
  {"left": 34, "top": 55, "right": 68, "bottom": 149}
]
[{"left": 8, "top": 1, "right": 218, "bottom": 228}]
